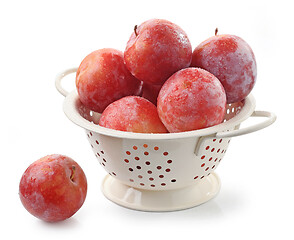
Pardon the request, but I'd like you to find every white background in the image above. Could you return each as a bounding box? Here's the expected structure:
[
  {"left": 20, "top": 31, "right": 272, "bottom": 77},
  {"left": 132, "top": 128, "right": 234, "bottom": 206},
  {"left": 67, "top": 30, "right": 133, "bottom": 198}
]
[{"left": 1, "top": 0, "right": 293, "bottom": 239}]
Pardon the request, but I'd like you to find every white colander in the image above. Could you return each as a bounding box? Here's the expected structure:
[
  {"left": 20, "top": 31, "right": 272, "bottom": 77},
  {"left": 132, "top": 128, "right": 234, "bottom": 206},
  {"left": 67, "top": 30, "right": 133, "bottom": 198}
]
[{"left": 56, "top": 68, "right": 276, "bottom": 211}]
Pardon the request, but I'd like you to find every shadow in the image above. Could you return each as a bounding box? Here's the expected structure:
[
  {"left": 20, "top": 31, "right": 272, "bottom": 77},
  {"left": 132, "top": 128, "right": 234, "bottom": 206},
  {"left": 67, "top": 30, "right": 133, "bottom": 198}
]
[
  {"left": 216, "top": 188, "right": 247, "bottom": 213},
  {"left": 110, "top": 198, "right": 223, "bottom": 222},
  {"left": 163, "top": 199, "right": 225, "bottom": 221},
  {"left": 111, "top": 189, "right": 246, "bottom": 222},
  {"left": 37, "top": 216, "right": 80, "bottom": 229}
]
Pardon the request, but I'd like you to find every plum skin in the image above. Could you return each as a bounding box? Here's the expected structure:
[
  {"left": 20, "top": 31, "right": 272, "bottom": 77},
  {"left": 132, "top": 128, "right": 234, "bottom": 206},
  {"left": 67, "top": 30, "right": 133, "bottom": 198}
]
[
  {"left": 76, "top": 48, "right": 142, "bottom": 113},
  {"left": 141, "top": 82, "right": 162, "bottom": 106},
  {"left": 157, "top": 67, "right": 227, "bottom": 133},
  {"left": 124, "top": 19, "right": 192, "bottom": 85},
  {"left": 19, "top": 154, "right": 87, "bottom": 222},
  {"left": 99, "top": 96, "right": 168, "bottom": 133},
  {"left": 191, "top": 34, "right": 257, "bottom": 103}
]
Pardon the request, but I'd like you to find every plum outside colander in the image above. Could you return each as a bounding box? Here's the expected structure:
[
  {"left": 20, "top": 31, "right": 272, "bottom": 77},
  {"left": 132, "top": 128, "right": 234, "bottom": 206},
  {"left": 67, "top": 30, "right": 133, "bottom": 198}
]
[{"left": 56, "top": 68, "right": 276, "bottom": 211}]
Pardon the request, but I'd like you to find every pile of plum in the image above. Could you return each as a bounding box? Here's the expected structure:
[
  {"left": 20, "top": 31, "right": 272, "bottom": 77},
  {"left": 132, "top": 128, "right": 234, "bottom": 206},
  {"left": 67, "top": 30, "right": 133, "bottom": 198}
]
[
  {"left": 76, "top": 19, "right": 257, "bottom": 133},
  {"left": 19, "top": 19, "right": 258, "bottom": 223}
]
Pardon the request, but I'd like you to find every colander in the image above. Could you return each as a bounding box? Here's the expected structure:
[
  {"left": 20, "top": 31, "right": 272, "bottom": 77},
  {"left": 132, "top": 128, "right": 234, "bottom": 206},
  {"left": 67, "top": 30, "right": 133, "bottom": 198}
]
[{"left": 56, "top": 68, "right": 276, "bottom": 211}]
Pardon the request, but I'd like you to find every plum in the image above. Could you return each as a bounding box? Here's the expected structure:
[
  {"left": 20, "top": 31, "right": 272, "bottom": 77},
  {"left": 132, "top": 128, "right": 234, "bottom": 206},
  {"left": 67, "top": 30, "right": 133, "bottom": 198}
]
[
  {"left": 124, "top": 19, "right": 192, "bottom": 85},
  {"left": 191, "top": 31, "right": 257, "bottom": 103},
  {"left": 99, "top": 96, "right": 168, "bottom": 133},
  {"left": 157, "top": 67, "right": 226, "bottom": 132},
  {"left": 141, "top": 82, "right": 162, "bottom": 106},
  {"left": 19, "top": 154, "right": 87, "bottom": 222},
  {"left": 76, "top": 48, "right": 142, "bottom": 113}
]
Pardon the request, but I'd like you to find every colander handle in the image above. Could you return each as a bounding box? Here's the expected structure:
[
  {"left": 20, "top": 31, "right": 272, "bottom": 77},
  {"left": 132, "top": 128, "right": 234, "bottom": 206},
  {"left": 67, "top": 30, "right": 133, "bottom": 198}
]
[
  {"left": 55, "top": 68, "right": 78, "bottom": 97},
  {"left": 215, "top": 110, "right": 276, "bottom": 138}
]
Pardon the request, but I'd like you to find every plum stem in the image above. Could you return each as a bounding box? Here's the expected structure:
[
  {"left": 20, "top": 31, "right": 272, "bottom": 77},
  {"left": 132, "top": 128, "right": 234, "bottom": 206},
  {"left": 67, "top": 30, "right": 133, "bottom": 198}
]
[
  {"left": 134, "top": 25, "right": 138, "bottom": 37},
  {"left": 70, "top": 165, "right": 76, "bottom": 182},
  {"left": 215, "top": 28, "right": 218, "bottom": 36}
]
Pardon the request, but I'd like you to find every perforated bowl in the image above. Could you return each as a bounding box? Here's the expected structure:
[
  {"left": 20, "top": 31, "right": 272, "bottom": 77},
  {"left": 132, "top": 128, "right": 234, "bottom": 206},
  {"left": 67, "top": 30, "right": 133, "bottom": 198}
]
[{"left": 56, "top": 68, "right": 276, "bottom": 211}]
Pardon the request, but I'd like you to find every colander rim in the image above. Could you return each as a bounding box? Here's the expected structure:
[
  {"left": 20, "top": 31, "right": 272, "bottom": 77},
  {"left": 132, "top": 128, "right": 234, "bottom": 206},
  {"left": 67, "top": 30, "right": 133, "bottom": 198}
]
[{"left": 63, "top": 91, "right": 256, "bottom": 140}]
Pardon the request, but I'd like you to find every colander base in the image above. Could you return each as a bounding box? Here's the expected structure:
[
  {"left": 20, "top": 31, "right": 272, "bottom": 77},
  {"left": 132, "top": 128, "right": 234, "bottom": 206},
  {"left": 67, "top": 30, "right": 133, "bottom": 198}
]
[{"left": 101, "top": 173, "right": 221, "bottom": 212}]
